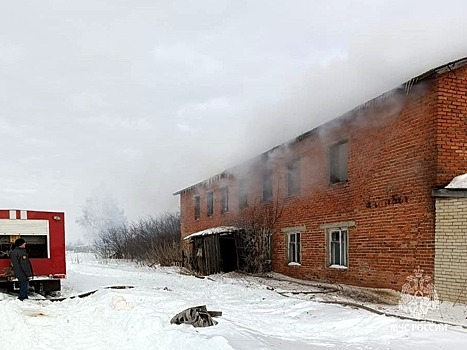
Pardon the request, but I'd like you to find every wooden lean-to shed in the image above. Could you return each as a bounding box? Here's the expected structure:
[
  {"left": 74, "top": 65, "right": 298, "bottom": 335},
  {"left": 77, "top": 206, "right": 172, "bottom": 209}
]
[{"left": 184, "top": 226, "right": 241, "bottom": 275}]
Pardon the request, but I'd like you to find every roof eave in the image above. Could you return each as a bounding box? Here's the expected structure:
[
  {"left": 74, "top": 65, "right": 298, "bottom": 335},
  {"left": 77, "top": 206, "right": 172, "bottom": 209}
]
[{"left": 432, "top": 188, "right": 467, "bottom": 198}]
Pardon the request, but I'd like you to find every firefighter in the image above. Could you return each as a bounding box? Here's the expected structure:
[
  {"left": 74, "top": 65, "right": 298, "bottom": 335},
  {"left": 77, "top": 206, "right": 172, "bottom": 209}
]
[{"left": 10, "top": 238, "right": 33, "bottom": 301}]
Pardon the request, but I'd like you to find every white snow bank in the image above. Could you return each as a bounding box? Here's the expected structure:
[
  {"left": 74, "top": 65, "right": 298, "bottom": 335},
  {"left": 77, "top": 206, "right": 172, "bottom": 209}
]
[
  {"left": 445, "top": 173, "right": 467, "bottom": 189},
  {"left": 1, "top": 252, "right": 465, "bottom": 350}
]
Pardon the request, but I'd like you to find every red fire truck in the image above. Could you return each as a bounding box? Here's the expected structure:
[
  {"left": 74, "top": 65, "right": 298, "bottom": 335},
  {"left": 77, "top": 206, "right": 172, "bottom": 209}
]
[{"left": 0, "top": 209, "right": 66, "bottom": 294}]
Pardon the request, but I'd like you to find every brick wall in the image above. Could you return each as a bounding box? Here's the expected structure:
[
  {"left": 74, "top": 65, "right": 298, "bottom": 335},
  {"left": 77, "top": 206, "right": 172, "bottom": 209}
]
[
  {"left": 434, "top": 196, "right": 467, "bottom": 303},
  {"left": 268, "top": 82, "right": 438, "bottom": 289},
  {"left": 436, "top": 66, "right": 467, "bottom": 186},
  {"left": 177, "top": 62, "right": 467, "bottom": 292}
]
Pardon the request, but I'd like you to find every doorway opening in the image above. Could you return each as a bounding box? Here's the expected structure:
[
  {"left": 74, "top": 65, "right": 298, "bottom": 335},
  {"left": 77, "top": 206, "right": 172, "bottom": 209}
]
[{"left": 219, "top": 236, "right": 238, "bottom": 272}]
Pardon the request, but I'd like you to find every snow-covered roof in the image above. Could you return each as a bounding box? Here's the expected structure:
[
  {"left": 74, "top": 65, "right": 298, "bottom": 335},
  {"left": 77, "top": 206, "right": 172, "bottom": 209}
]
[
  {"left": 445, "top": 173, "right": 467, "bottom": 189},
  {"left": 184, "top": 226, "right": 240, "bottom": 240}
]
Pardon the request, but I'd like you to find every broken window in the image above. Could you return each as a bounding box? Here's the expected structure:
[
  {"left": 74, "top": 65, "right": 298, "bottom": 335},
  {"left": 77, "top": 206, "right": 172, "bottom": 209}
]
[
  {"left": 238, "top": 179, "right": 248, "bottom": 209},
  {"left": 287, "top": 158, "right": 301, "bottom": 196},
  {"left": 262, "top": 168, "right": 273, "bottom": 202},
  {"left": 194, "top": 195, "right": 200, "bottom": 220},
  {"left": 220, "top": 187, "right": 229, "bottom": 213},
  {"left": 330, "top": 141, "right": 348, "bottom": 184},
  {"left": 207, "top": 191, "right": 214, "bottom": 216}
]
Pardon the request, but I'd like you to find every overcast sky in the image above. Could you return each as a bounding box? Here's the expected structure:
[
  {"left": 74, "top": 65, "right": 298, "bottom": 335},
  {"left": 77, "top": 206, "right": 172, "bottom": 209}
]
[{"left": 1, "top": 1, "right": 467, "bottom": 242}]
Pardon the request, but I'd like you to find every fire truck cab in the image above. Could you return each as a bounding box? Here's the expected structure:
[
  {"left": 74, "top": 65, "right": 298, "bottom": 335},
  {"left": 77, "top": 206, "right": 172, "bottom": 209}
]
[{"left": 0, "top": 209, "right": 66, "bottom": 294}]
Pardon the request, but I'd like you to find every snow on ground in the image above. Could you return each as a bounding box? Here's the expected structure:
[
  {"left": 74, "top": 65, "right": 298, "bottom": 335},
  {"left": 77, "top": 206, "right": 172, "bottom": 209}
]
[
  {"left": 0, "top": 252, "right": 466, "bottom": 350},
  {"left": 247, "top": 273, "right": 467, "bottom": 328}
]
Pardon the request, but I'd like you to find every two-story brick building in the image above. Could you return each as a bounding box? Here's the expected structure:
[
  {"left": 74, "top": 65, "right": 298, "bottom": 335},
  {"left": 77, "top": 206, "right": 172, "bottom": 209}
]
[{"left": 174, "top": 57, "right": 467, "bottom": 301}]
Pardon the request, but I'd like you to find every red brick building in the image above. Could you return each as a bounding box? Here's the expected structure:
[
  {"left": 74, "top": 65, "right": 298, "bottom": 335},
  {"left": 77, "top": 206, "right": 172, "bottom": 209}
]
[{"left": 174, "top": 57, "right": 467, "bottom": 292}]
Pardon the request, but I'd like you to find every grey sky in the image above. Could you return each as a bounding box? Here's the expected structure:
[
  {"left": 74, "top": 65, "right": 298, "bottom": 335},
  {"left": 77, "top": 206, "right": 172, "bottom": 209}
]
[{"left": 1, "top": 1, "right": 467, "bottom": 242}]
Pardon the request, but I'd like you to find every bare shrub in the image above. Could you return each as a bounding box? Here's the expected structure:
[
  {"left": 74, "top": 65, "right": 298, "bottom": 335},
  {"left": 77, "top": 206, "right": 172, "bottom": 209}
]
[
  {"left": 93, "top": 212, "right": 181, "bottom": 266},
  {"left": 231, "top": 196, "right": 283, "bottom": 274},
  {"left": 148, "top": 240, "right": 181, "bottom": 267}
]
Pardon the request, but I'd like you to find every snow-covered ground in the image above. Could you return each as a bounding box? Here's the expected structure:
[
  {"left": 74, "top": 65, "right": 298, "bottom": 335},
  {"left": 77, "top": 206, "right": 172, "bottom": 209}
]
[{"left": 1, "top": 253, "right": 466, "bottom": 350}]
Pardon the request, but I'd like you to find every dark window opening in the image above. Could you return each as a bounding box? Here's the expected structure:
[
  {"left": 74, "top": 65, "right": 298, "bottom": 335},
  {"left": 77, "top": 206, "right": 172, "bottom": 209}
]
[
  {"left": 287, "top": 158, "right": 301, "bottom": 196},
  {"left": 207, "top": 191, "right": 214, "bottom": 216},
  {"left": 194, "top": 195, "right": 200, "bottom": 220},
  {"left": 262, "top": 169, "right": 273, "bottom": 202},
  {"left": 220, "top": 187, "right": 229, "bottom": 213},
  {"left": 239, "top": 180, "right": 248, "bottom": 209},
  {"left": 330, "top": 141, "right": 348, "bottom": 184}
]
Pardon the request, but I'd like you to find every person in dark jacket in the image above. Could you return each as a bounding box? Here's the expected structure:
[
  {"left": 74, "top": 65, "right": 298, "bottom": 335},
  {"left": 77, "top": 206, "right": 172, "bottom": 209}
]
[{"left": 10, "top": 238, "right": 33, "bottom": 301}]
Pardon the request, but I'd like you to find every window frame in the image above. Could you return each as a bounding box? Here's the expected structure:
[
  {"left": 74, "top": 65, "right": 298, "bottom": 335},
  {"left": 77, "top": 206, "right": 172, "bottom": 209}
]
[
  {"left": 329, "top": 141, "right": 349, "bottom": 184},
  {"left": 287, "top": 232, "right": 301, "bottom": 264},
  {"left": 328, "top": 228, "right": 348, "bottom": 268}
]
